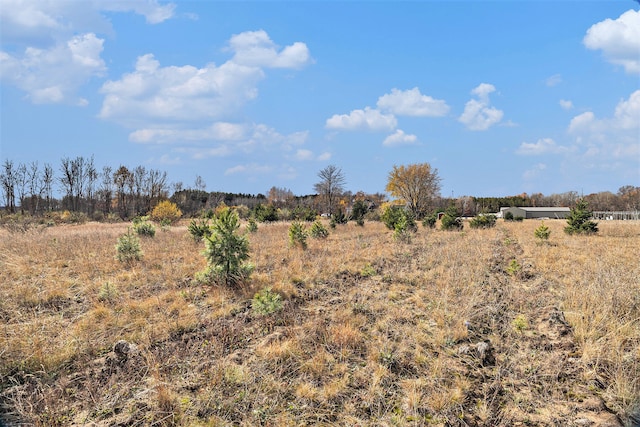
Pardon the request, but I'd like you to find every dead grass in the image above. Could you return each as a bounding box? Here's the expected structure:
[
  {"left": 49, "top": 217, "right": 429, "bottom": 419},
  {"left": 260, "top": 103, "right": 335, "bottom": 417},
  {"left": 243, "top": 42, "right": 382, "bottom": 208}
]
[{"left": 0, "top": 218, "right": 639, "bottom": 426}]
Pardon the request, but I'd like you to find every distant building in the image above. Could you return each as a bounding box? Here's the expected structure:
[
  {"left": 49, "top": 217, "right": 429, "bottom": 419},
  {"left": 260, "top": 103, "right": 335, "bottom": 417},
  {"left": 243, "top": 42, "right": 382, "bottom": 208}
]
[{"left": 499, "top": 206, "right": 571, "bottom": 219}]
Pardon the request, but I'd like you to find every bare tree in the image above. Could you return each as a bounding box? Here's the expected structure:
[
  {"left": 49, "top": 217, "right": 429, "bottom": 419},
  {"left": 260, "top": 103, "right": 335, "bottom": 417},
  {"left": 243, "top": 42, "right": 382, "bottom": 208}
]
[
  {"left": 15, "top": 163, "right": 28, "bottom": 214},
  {"left": 147, "top": 169, "right": 168, "bottom": 211},
  {"left": 42, "top": 163, "right": 54, "bottom": 212},
  {"left": 133, "top": 165, "right": 147, "bottom": 215},
  {"left": 1, "top": 159, "right": 17, "bottom": 213},
  {"left": 98, "top": 166, "right": 113, "bottom": 215},
  {"left": 314, "top": 165, "right": 346, "bottom": 216},
  {"left": 113, "top": 165, "right": 133, "bottom": 219}
]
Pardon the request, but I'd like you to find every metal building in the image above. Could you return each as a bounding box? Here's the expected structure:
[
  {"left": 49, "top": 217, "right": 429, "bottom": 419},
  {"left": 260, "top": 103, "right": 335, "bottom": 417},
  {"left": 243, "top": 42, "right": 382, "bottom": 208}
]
[{"left": 499, "top": 207, "right": 571, "bottom": 219}]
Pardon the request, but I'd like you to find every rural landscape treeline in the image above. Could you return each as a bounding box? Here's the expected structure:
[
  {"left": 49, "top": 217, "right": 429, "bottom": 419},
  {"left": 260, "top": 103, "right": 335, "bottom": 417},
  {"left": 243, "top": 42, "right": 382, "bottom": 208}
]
[{"left": 1, "top": 156, "right": 639, "bottom": 220}]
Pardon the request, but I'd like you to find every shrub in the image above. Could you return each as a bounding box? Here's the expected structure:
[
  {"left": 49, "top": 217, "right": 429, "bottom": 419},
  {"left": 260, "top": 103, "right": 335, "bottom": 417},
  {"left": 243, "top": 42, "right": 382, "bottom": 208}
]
[
  {"left": 197, "top": 208, "right": 253, "bottom": 287},
  {"left": 310, "top": 220, "right": 329, "bottom": 239},
  {"left": 115, "top": 229, "right": 143, "bottom": 263},
  {"left": 393, "top": 213, "right": 417, "bottom": 243},
  {"left": 252, "top": 288, "right": 283, "bottom": 316},
  {"left": 188, "top": 218, "right": 211, "bottom": 242},
  {"left": 565, "top": 199, "right": 598, "bottom": 235},
  {"left": 351, "top": 200, "right": 368, "bottom": 225},
  {"left": 133, "top": 217, "right": 156, "bottom": 237},
  {"left": 292, "top": 206, "right": 318, "bottom": 222},
  {"left": 289, "top": 221, "right": 308, "bottom": 249},
  {"left": 254, "top": 204, "right": 279, "bottom": 222},
  {"left": 246, "top": 217, "right": 258, "bottom": 233},
  {"left": 469, "top": 214, "right": 497, "bottom": 229},
  {"left": 380, "top": 204, "right": 406, "bottom": 230},
  {"left": 534, "top": 221, "right": 551, "bottom": 241},
  {"left": 440, "top": 207, "right": 463, "bottom": 231},
  {"left": 422, "top": 213, "right": 437, "bottom": 229},
  {"left": 150, "top": 200, "right": 182, "bottom": 224},
  {"left": 504, "top": 211, "right": 523, "bottom": 222}
]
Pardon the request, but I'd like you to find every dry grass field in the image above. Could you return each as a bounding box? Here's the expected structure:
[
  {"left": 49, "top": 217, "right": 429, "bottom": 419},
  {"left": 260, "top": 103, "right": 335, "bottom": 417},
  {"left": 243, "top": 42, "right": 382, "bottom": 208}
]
[{"left": 1, "top": 218, "right": 639, "bottom": 426}]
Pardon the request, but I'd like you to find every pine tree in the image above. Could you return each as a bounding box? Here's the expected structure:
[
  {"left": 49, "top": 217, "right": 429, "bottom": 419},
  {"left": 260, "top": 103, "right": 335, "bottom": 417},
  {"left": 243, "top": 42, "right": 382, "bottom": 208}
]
[{"left": 564, "top": 199, "right": 598, "bottom": 235}]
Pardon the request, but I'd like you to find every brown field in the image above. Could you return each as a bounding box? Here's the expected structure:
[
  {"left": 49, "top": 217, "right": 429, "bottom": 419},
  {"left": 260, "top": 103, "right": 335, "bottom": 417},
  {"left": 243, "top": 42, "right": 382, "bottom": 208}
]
[{"left": 1, "top": 219, "right": 639, "bottom": 426}]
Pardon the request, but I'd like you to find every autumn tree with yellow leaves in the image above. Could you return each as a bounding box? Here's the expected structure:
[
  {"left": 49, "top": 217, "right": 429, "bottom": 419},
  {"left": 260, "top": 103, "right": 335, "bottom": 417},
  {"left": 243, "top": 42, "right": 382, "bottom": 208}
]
[{"left": 385, "top": 163, "right": 441, "bottom": 219}]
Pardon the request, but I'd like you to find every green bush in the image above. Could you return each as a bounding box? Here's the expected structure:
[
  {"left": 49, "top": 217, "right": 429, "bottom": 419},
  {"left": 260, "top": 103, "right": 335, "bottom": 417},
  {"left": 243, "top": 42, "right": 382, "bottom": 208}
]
[
  {"left": 564, "top": 199, "right": 598, "bottom": 235},
  {"left": 310, "top": 220, "right": 329, "bottom": 239},
  {"left": 289, "top": 221, "right": 308, "bottom": 249},
  {"left": 246, "top": 217, "right": 258, "bottom": 233},
  {"left": 115, "top": 229, "right": 143, "bottom": 263},
  {"left": 253, "top": 204, "right": 279, "bottom": 222},
  {"left": 393, "top": 214, "right": 417, "bottom": 243},
  {"left": 469, "top": 214, "right": 497, "bottom": 229},
  {"left": 292, "top": 206, "right": 318, "bottom": 222},
  {"left": 351, "top": 200, "right": 368, "bottom": 225},
  {"left": 188, "top": 218, "right": 211, "bottom": 242},
  {"left": 252, "top": 288, "right": 283, "bottom": 316},
  {"left": 534, "top": 221, "right": 551, "bottom": 241},
  {"left": 504, "top": 211, "right": 523, "bottom": 222},
  {"left": 133, "top": 218, "right": 156, "bottom": 237},
  {"left": 440, "top": 207, "right": 463, "bottom": 231},
  {"left": 422, "top": 213, "right": 437, "bottom": 229},
  {"left": 381, "top": 205, "right": 406, "bottom": 230},
  {"left": 197, "top": 208, "right": 253, "bottom": 286}
]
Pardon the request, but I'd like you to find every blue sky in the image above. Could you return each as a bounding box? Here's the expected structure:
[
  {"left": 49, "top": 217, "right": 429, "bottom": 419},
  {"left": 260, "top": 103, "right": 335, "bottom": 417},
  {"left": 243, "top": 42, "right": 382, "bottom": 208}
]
[{"left": 1, "top": 1, "right": 638, "bottom": 198}]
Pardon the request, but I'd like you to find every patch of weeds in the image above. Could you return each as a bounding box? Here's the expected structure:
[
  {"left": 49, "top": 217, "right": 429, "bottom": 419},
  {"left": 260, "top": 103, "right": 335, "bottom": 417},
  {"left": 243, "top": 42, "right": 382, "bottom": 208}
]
[
  {"left": 506, "top": 259, "right": 521, "bottom": 276},
  {"left": 360, "top": 263, "right": 377, "bottom": 277},
  {"left": 512, "top": 314, "right": 528, "bottom": 333}
]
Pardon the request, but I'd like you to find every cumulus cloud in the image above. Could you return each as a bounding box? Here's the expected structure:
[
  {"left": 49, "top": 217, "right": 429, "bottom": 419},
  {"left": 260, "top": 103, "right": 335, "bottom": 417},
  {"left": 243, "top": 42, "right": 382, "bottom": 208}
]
[
  {"left": 0, "top": 0, "right": 176, "bottom": 104},
  {"left": 376, "top": 87, "right": 449, "bottom": 117},
  {"left": 584, "top": 9, "right": 640, "bottom": 74},
  {"left": 569, "top": 90, "right": 640, "bottom": 135},
  {"left": 0, "top": 33, "right": 105, "bottom": 104},
  {"left": 517, "top": 138, "right": 570, "bottom": 155},
  {"left": 383, "top": 129, "right": 418, "bottom": 147},
  {"left": 228, "top": 30, "right": 312, "bottom": 69},
  {"left": 325, "top": 107, "right": 397, "bottom": 132},
  {"left": 559, "top": 99, "right": 574, "bottom": 110},
  {"left": 100, "top": 53, "right": 265, "bottom": 126},
  {"left": 458, "top": 83, "right": 503, "bottom": 131}
]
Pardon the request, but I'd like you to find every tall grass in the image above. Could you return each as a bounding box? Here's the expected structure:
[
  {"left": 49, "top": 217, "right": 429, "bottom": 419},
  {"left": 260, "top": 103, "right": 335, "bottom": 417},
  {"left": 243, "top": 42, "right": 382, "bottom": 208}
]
[{"left": 0, "top": 219, "right": 638, "bottom": 426}]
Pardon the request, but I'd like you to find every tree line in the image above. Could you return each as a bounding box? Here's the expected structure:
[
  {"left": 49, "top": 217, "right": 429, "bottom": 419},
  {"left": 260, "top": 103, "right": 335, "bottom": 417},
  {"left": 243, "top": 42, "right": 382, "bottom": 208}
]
[{"left": 1, "top": 157, "right": 638, "bottom": 220}]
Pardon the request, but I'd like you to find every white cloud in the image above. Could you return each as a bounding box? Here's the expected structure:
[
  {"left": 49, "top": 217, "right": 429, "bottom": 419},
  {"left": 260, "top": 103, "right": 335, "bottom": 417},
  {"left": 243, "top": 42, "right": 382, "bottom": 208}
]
[
  {"left": 225, "top": 163, "right": 274, "bottom": 176},
  {"left": 458, "top": 83, "right": 503, "bottom": 131},
  {"left": 0, "top": 0, "right": 176, "bottom": 104},
  {"left": 129, "top": 122, "right": 247, "bottom": 143},
  {"left": 99, "top": 54, "right": 264, "bottom": 126},
  {"left": 376, "top": 87, "right": 449, "bottom": 117},
  {"left": 98, "top": 0, "right": 176, "bottom": 24},
  {"left": 325, "top": 107, "right": 397, "bottom": 131},
  {"left": 584, "top": 9, "right": 640, "bottom": 74},
  {"left": 0, "top": 33, "right": 105, "bottom": 104},
  {"left": 317, "top": 152, "right": 332, "bottom": 161},
  {"left": 569, "top": 91, "right": 640, "bottom": 135},
  {"left": 517, "top": 138, "right": 570, "bottom": 155},
  {"left": 545, "top": 74, "right": 562, "bottom": 87},
  {"left": 523, "top": 163, "right": 547, "bottom": 181},
  {"left": 559, "top": 99, "right": 574, "bottom": 110},
  {"left": 383, "top": 129, "right": 418, "bottom": 147},
  {"left": 0, "top": 0, "right": 175, "bottom": 45},
  {"left": 228, "top": 30, "right": 312, "bottom": 69}
]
